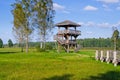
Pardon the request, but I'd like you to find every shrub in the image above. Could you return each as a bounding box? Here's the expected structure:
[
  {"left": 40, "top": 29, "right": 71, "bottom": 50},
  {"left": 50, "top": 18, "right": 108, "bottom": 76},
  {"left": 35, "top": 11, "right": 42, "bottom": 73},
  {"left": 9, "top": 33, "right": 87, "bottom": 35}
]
[{"left": 36, "top": 45, "right": 46, "bottom": 52}]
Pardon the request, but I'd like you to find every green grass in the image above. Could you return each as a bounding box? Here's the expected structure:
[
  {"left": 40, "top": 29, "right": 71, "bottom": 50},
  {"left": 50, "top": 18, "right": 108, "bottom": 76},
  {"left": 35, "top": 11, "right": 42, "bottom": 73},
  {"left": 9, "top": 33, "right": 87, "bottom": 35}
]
[{"left": 0, "top": 48, "right": 120, "bottom": 80}]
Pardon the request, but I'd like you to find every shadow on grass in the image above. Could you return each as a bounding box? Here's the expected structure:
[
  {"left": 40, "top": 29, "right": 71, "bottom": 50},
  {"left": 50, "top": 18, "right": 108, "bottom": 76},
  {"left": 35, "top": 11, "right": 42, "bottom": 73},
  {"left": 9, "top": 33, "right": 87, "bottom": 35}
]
[
  {"left": 82, "top": 71, "right": 120, "bottom": 80},
  {"left": 0, "top": 52, "right": 19, "bottom": 54},
  {"left": 42, "top": 74, "right": 73, "bottom": 80}
]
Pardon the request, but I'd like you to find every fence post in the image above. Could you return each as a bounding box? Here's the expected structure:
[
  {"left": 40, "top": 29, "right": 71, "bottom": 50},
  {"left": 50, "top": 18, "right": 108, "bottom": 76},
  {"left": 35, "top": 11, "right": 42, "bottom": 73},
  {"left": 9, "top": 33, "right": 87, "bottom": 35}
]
[
  {"left": 100, "top": 50, "right": 104, "bottom": 62},
  {"left": 113, "top": 51, "right": 117, "bottom": 66},
  {"left": 95, "top": 50, "right": 99, "bottom": 61},
  {"left": 106, "top": 50, "right": 109, "bottom": 64}
]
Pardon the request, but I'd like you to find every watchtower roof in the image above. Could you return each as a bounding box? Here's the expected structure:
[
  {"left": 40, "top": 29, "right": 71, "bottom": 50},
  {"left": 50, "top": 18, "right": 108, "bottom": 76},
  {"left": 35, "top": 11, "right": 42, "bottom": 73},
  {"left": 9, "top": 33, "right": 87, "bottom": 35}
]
[{"left": 56, "top": 20, "right": 81, "bottom": 27}]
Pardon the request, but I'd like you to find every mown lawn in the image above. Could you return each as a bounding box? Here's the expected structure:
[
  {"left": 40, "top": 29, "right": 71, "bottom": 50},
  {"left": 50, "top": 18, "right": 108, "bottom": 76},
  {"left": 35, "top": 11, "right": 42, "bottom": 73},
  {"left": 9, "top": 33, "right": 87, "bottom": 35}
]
[{"left": 0, "top": 48, "right": 120, "bottom": 80}]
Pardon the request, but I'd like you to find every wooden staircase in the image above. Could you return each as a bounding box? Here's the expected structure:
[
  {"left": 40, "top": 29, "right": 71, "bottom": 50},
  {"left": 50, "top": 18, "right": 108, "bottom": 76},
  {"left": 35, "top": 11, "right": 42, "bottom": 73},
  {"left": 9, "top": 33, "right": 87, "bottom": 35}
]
[
  {"left": 54, "top": 35, "right": 65, "bottom": 45},
  {"left": 74, "top": 45, "right": 81, "bottom": 52},
  {"left": 54, "top": 35, "right": 67, "bottom": 51},
  {"left": 54, "top": 35, "right": 81, "bottom": 52}
]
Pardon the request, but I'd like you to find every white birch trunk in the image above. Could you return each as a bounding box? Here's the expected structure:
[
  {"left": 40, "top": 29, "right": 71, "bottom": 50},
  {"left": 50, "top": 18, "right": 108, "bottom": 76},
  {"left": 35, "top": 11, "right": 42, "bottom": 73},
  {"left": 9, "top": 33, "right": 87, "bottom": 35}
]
[{"left": 26, "top": 34, "right": 29, "bottom": 53}]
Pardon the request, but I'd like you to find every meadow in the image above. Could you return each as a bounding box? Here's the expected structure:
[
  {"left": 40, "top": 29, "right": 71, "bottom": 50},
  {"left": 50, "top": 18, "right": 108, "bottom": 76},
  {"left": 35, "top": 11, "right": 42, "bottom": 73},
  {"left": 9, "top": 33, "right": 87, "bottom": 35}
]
[{"left": 0, "top": 48, "right": 120, "bottom": 80}]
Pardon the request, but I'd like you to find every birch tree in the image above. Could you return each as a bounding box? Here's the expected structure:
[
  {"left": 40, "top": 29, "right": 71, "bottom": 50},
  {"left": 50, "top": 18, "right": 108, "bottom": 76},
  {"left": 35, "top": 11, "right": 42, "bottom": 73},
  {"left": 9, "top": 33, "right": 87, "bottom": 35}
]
[
  {"left": 33, "top": 0, "right": 54, "bottom": 49},
  {"left": 12, "top": 0, "right": 33, "bottom": 53},
  {"left": 12, "top": 3, "right": 26, "bottom": 52}
]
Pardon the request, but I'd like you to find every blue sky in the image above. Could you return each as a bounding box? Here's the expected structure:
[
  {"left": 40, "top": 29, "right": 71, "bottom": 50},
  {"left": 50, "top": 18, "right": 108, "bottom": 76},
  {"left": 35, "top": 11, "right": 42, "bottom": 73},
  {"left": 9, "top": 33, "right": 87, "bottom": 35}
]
[{"left": 0, "top": 0, "right": 120, "bottom": 44}]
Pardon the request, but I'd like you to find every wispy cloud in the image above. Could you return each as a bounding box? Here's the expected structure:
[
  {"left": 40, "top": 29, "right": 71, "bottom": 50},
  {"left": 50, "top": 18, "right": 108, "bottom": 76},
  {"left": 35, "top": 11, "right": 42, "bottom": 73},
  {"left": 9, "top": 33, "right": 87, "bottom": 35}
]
[
  {"left": 83, "top": 5, "right": 98, "bottom": 11},
  {"left": 86, "top": 31, "right": 93, "bottom": 34},
  {"left": 78, "top": 21, "right": 120, "bottom": 28},
  {"left": 97, "top": 0, "right": 120, "bottom": 3},
  {"left": 102, "top": 4, "right": 111, "bottom": 11},
  {"left": 116, "top": 6, "right": 120, "bottom": 10},
  {"left": 53, "top": 3, "right": 70, "bottom": 14},
  {"left": 53, "top": 3, "right": 65, "bottom": 11}
]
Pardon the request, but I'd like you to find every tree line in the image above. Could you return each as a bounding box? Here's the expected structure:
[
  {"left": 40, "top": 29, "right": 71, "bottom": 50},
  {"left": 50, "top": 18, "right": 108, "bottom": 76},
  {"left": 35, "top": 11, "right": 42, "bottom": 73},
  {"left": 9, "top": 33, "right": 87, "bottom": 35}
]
[
  {"left": 77, "top": 38, "right": 113, "bottom": 48},
  {"left": 78, "top": 29, "right": 120, "bottom": 50}
]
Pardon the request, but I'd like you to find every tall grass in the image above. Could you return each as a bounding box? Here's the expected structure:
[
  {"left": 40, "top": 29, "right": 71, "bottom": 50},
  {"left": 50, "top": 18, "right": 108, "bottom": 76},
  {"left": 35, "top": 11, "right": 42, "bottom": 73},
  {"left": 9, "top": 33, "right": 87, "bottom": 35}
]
[{"left": 0, "top": 48, "right": 120, "bottom": 80}]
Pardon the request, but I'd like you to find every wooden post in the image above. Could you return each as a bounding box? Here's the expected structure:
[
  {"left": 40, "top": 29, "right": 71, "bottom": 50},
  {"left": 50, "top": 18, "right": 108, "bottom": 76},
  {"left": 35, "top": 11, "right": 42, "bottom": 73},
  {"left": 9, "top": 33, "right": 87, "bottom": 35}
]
[
  {"left": 100, "top": 50, "right": 104, "bottom": 62},
  {"left": 57, "top": 43, "right": 60, "bottom": 53},
  {"left": 67, "top": 44, "right": 69, "bottom": 53},
  {"left": 106, "top": 50, "right": 110, "bottom": 64},
  {"left": 75, "top": 27, "right": 76, "bottom": 31},
  {"left": 113, "top": 51, "right": 117, "bottom": 66},
  {"left": 95, "top": 50, "right": 99, "bottom": 61},
  {"left": 58, "top": 27, "right": 60, "bottom": 33}
]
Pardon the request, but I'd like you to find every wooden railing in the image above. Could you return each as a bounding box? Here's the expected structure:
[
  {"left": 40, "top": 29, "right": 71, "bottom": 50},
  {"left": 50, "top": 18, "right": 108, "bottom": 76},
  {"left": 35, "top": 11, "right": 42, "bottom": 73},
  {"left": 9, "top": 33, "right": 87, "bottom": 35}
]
[
  {"left": 58, "top": 29, "right": 81, "bottom": 35},
  {"left": 54, "top": 35, "right": 77, "bottom": 45}
]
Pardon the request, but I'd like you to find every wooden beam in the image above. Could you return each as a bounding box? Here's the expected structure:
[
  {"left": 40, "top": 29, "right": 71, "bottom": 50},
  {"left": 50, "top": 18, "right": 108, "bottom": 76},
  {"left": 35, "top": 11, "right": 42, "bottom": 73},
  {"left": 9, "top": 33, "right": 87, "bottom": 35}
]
[{"left": 67, "top": 44, "right": 69, "bottom": 53}]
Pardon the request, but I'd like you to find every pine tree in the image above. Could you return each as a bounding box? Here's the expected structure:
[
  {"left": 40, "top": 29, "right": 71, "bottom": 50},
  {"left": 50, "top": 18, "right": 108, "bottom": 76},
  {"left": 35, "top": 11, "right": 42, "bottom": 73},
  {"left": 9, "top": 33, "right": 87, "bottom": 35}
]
[
  {"left": 112, "top": 29, "right": 119, "bottom": 50},
  {"left": 8, "top": 39, "right": 13, "bottom": 47},
  {"left": 0, "top": 38, "right": 3, "bottom": 48}
]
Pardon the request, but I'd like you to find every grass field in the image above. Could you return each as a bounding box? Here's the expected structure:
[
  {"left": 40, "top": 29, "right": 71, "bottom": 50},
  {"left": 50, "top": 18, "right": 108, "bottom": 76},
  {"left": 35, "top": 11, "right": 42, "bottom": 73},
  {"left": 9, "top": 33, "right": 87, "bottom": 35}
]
[{"left": 0, "top": 48, "right": 120, "bottom": 80}]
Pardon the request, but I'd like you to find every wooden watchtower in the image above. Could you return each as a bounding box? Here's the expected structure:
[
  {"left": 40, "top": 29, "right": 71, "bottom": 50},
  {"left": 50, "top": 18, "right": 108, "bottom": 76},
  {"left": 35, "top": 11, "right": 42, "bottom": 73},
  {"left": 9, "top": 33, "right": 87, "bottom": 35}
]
[{"left": 54, "top": 20, "right": 81, "bottom": 53}]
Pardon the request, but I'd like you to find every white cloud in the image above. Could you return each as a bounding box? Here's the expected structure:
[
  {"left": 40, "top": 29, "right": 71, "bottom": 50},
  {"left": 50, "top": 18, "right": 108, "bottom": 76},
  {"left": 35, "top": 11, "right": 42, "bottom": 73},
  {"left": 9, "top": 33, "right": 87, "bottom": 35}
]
[
  {"left": 97, "top": 22, "right": 111, "bottom": 27},
  {"left": 53, "top": 3, "right": 65, "bottom": 11},
  {"left": 86, "top": 22, "right": 96, "bottom": 26},
  {"left": 116, "top": 6, "right": 120, "bottom": 10},
  {"left": 53, "top": 3, "right": 70, "bottom": 14},
  {"left": 102, "top": 4, "right": 108, "bottom": 8},
  {"left": 97, "top": 0, "right": 120, "bottom": 3},
  {"left": 78, "top": 22, "right": 85, "bottom": 25},
  {"left": 62, "top": 11, "right": 70, "bottom": 14},
  {"left": 83, "top": 5, "right": 98, "bottom": 11},
  {"left": 113, "top": 21, "right": 120, "bottom": 27},
  {"left": 86, "top": 31, "right": 93, "bottom": 34}
]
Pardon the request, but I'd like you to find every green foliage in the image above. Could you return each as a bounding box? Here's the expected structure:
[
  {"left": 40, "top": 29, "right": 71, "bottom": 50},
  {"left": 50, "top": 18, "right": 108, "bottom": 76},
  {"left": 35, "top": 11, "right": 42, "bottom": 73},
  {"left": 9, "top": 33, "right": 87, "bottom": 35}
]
[
  {"left": 8, "top": 39, "right": 13, "bottom": 47},
  {"left": 0, "top": 38, "right": 3, "bottom": 48},
  {"left": 111, "top": 29, "right": 120, "bottom": 50},
  {"left": 78, "top": 38, "right": 113, "bottom": 48},
  {"left": 112, "top": 29, "right": 119, "bottom": 39},
  {"left": 35, "top": 42, "right": 55, "bottom": 52},
  {"left": 45, "top": 42, "right": 55, "bottom": 50},
  {"left": 36, "top": 44, "right": 46, "bottom": 52}
]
